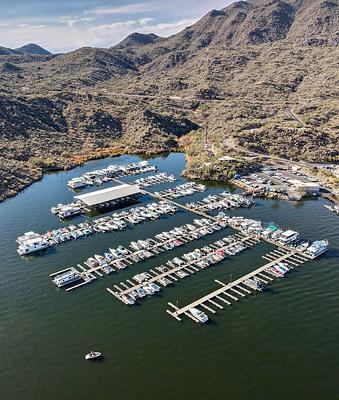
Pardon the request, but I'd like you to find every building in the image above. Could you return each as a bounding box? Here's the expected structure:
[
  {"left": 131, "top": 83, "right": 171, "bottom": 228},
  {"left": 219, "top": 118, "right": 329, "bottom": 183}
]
[
  {"left": 74, "top": 184, "right": 142, "bottom": 211},
  {"left": 289, "top": 179, "right": 320, "bottom": 195}
]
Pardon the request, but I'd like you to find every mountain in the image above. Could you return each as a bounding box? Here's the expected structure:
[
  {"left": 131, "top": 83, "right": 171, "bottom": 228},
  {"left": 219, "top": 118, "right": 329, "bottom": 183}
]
[
  {"left": 0, "top": 0, "right": 338, "bottom": 202},
  {"left": 115, "top": 33, "right": 164, "bottom": 48},
  {"left": 14, "top": 43, "right": 51, "bottom": 55},
  {"left": 0, "top": 46, "right": 19, "bottom": 56},
  {"left": 0, "top": 43, "right": 51, "bottom": 56}
]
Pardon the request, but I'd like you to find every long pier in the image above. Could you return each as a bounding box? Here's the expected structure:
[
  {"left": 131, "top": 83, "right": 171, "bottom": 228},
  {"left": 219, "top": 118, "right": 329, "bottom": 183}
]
[
  {"left": 51, "top": 217, "right": 231, "bottom": 288},
  {"left": 107, "top": 233, "right": 260, "bottom": 303},
  {"left": 52, "top": 177, "right": 316, "bottom": 298},
  {"left": 166, "top": 248, "right": 310, "bottom": 322},
  {"left": 112, "top": 177, "right": 314, "bottom": 260}
]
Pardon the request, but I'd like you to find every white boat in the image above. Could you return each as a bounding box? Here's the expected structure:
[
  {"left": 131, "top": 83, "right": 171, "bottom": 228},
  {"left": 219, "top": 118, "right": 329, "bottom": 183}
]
[
  {"left": 136, "top": 287, "right": 146, "bottom": 297},
  {"left": 296, "top": 241, "right": 309, "bottom": 251},
  {"left": 278, "top": 230, "right": 300, "bottom": 245},
  {"left": 149, "top": 282, "right": 161, "bottom": 292},
  {"left": 59, "top": 206, "right": 82, "bottom": 219},
  {"left": 143, "top": 285, "right": 155, "bottom": 295},
  {"left": 52, "top": 270, "right": 81, "bottom": 287},
  {"left": 17, "top": 237, "right": 50, "bottom": 255},
  {"left": 85, "top": 351, "right": 102, "bottom": 360},
  {"left": 16, "top": 231, "right": 41, "bottom": 245},
  {"left": 94, "top": 254, "right": 106, "bottom": 265},
  {"left": 121, "top": 294, "right": 135, "bottom": 305},
  {"left": 68, "top": 177, "right": 87, "bottom": 189},
  {"left": 189, "top": 307, "right": 208, "bottom": 323},
  {"left": 306, "top": 240, "right": 329, "bottom": 257}
]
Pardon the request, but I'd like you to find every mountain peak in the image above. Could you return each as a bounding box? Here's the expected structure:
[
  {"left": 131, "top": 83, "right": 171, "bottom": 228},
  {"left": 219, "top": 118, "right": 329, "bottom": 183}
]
[
  {"left": 14, "top": 43, "right": 51, "bottom": 55},
  {"left": 115, "top": 33, "right": 164, "bottom": 49}
]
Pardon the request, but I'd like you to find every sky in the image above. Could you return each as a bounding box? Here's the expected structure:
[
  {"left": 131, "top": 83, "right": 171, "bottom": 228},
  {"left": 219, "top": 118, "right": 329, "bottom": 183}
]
[{"left": 0, "top": 0, "right": 234, "bottom": 53}]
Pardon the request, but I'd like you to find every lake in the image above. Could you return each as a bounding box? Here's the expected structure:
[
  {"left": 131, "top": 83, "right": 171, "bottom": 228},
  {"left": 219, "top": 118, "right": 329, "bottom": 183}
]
[{"left": 0, "top": 152, "right": 338, "bottom": 400}]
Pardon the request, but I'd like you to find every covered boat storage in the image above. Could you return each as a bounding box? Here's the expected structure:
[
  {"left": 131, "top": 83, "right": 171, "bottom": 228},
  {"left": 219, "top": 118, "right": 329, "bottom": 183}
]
[{"left": 74, "top": 184, "right": 142, "bottom": 211}]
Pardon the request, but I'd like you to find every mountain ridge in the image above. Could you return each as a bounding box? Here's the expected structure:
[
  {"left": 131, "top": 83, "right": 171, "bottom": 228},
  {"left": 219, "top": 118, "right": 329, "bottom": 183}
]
[
  {"left": 0, "top": 43, "right": 51, "bottom": 56},
  {"left": 0, "top": 0, "right": 338, "bottom": 202}
]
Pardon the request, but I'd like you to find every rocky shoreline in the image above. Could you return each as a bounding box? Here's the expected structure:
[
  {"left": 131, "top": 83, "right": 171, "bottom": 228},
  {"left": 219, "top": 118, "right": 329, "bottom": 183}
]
[{"left": 0, "top": 145, "right": 179, "bottom": 203}]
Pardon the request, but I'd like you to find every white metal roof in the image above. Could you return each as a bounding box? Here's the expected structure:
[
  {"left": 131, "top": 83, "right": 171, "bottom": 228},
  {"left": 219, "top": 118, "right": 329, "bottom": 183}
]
[{"left": 74, "top": 184, "right": 141, "bottom": 206}]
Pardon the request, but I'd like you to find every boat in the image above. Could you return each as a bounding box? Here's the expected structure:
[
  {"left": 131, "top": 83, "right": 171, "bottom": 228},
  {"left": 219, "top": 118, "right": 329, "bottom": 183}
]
[
  {"left": 296, "top": 241, "right": 309, "bottom": 251},
  {"left": 17, "top": 237, "right": 50, "bottom": 255},
  {"left": 52, "top": 270, "right": 81, "bottom": 287},
  {"left": 143, "top": 285, "right": 155, "bottom": 295},
  {"left": 94, "top": 254, "right": 107, "bottom": 265},
  {"left": 16, "top": 231, "right": 41, "bottom": 245},
  {"left": 59, "top": 206, "right": 82, "bottom": 219},
  {"left": 149, "top": 282, "right": 161, "bottom": 292},
  {"left": 189, "top": 307, "right": 208, "bottom": 323},
  {"left": 68, "top": 177, "right": 87, "bottom": 189},
  {"left": 85, "top": 351, "right": 102, "bottom": 360},
  {"left": 278, "top": 230, "right": 300, "bottom": 245},
  {"left": 273, "top": 265, "right": 288, "bottom": 275},
  {"left": 306, "top": 240, "right": 329, "bottom": 257},
  {"left": 121, "top": 294, "right": 135, "bottom": 305},
  {"left": 324, "top": 204, "right": 339, "bottom": 215},
  {"left": 243, "top": 278, "right": 265, "bottom": 291},
  {"left": 102, "top": 265, "right": 114, "bottom": 274}
]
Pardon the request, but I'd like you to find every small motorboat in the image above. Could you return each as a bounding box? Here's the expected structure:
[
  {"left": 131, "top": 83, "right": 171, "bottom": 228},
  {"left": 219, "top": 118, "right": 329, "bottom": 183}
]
[{"left": 85, "top": 351, "right": 102, "bottom": 360}]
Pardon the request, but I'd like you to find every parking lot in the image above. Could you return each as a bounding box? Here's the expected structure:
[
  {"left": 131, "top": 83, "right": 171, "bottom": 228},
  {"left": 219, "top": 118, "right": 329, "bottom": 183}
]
[{"left": 234, "top": 164, "right": 322, "bottom": 200}]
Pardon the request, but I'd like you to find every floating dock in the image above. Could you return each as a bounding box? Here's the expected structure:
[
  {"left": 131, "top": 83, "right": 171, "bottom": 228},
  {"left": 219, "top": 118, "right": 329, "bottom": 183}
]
[
  {"left": 166, "top": 248, "right": 310, "bottom": 322},
  {"left": 107, "top": 233, "right": 260, "bottom": 304},
  {"left": 49, "top": 267, "right": 97, "bottom": 291},
  {"left": 52, "top": 217, "right": 230, "bottom": 289}
]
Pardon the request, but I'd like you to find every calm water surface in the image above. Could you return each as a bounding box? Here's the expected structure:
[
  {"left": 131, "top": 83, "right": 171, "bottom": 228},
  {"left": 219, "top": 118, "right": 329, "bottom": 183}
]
[{"left": 0, "top": 153, "right": 338, "bottom": 400}]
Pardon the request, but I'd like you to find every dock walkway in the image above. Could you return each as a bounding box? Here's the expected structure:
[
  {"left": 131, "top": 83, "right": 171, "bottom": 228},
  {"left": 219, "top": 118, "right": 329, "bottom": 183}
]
[
  {"left": 107, "top": 233, "right": 260, "bottom": 303},
  {"left": 166, "top": 248, "right": 310, "bottom": 322},
  {"left": 113, "top": 177, "right": 314, "bottom": 260}
]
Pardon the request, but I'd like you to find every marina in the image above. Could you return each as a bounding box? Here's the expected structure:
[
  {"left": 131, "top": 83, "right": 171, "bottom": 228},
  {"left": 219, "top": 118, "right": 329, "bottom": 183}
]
[
  {"left": 1, "top": 152, "right": 337, "bottom": 400},
  {"left": 67, "top": 161, "right": 157, "bottom": 190},
  {"left": 1, "top": 0, "right": 338, "bottom": 395},
  {"left": 166, "top": 247, "right": 312, "bottom": 323},
  {"left": 131, "top": 172, "right": 176, "bottom": 188},
  {"left": 154, "top": 182, "right": 207, "bottom": 199},
  {"left": 185, "top": 192, "right": 254, "bottom": 213},
  {"left": 107, "top": 232, "right": 260, "bottom": 305},
  {"left": 51, "top": 216, "right": 231, "bottom": 290},
  {"left": 16, "top": 201, "right": 178, "bottom": 255}
]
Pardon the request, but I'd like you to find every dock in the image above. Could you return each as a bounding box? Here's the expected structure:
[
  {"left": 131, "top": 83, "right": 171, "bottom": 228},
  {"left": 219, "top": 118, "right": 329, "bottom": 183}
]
[
  {"left": 53, "top": 217, "right": 231, "bottom": 289},
  {"left": 107, "top": 233, "right": 260, "bottom": 304},
  {"left": 49, "top": 266, "right": 97, "bottom": 291},
  {"left": 113, "top": 176, "right": 315, "bottom": 260},
  {"left": 166, "top": 248, "right": 310, "bottom": 322}
]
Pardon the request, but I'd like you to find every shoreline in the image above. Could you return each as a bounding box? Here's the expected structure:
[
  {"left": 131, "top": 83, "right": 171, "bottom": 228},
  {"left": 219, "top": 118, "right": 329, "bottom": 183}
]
[
  {"left": 0, "top": 145, "right": 183, "bottom": 204},
  {"left": 2, "top": 145, "right": 338, "bottom": 206}
]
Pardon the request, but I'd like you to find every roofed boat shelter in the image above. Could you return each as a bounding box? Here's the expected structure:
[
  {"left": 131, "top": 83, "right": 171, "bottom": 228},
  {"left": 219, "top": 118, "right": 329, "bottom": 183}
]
[{"left": 74, "top": 184, "right": 142, "bottom": 211}]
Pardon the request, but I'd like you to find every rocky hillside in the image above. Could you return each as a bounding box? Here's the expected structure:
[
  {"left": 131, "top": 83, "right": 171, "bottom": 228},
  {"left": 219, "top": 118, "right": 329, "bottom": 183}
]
[{"left": 0, "top": 0, "right": 338, "bottom": 201}]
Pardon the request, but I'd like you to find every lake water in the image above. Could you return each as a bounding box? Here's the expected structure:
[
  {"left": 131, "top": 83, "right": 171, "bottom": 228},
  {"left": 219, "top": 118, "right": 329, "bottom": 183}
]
[{"left": 0, "top": 153, "right": 338, "bottom": 400}]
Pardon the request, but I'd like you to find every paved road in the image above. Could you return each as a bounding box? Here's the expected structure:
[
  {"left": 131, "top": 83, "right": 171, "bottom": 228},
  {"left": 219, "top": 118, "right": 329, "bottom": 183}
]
[
  {"left": 222, "top": 137, "right": 336, "bottom": 193},
  {"left": 222, "top": 137, "right": 333, "bottom": 170}
]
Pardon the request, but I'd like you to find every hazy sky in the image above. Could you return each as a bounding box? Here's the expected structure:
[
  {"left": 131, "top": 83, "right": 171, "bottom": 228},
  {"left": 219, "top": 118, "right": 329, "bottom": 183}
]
[{"left": 0, "top": 0, "right": 234, "bottom": 53}]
